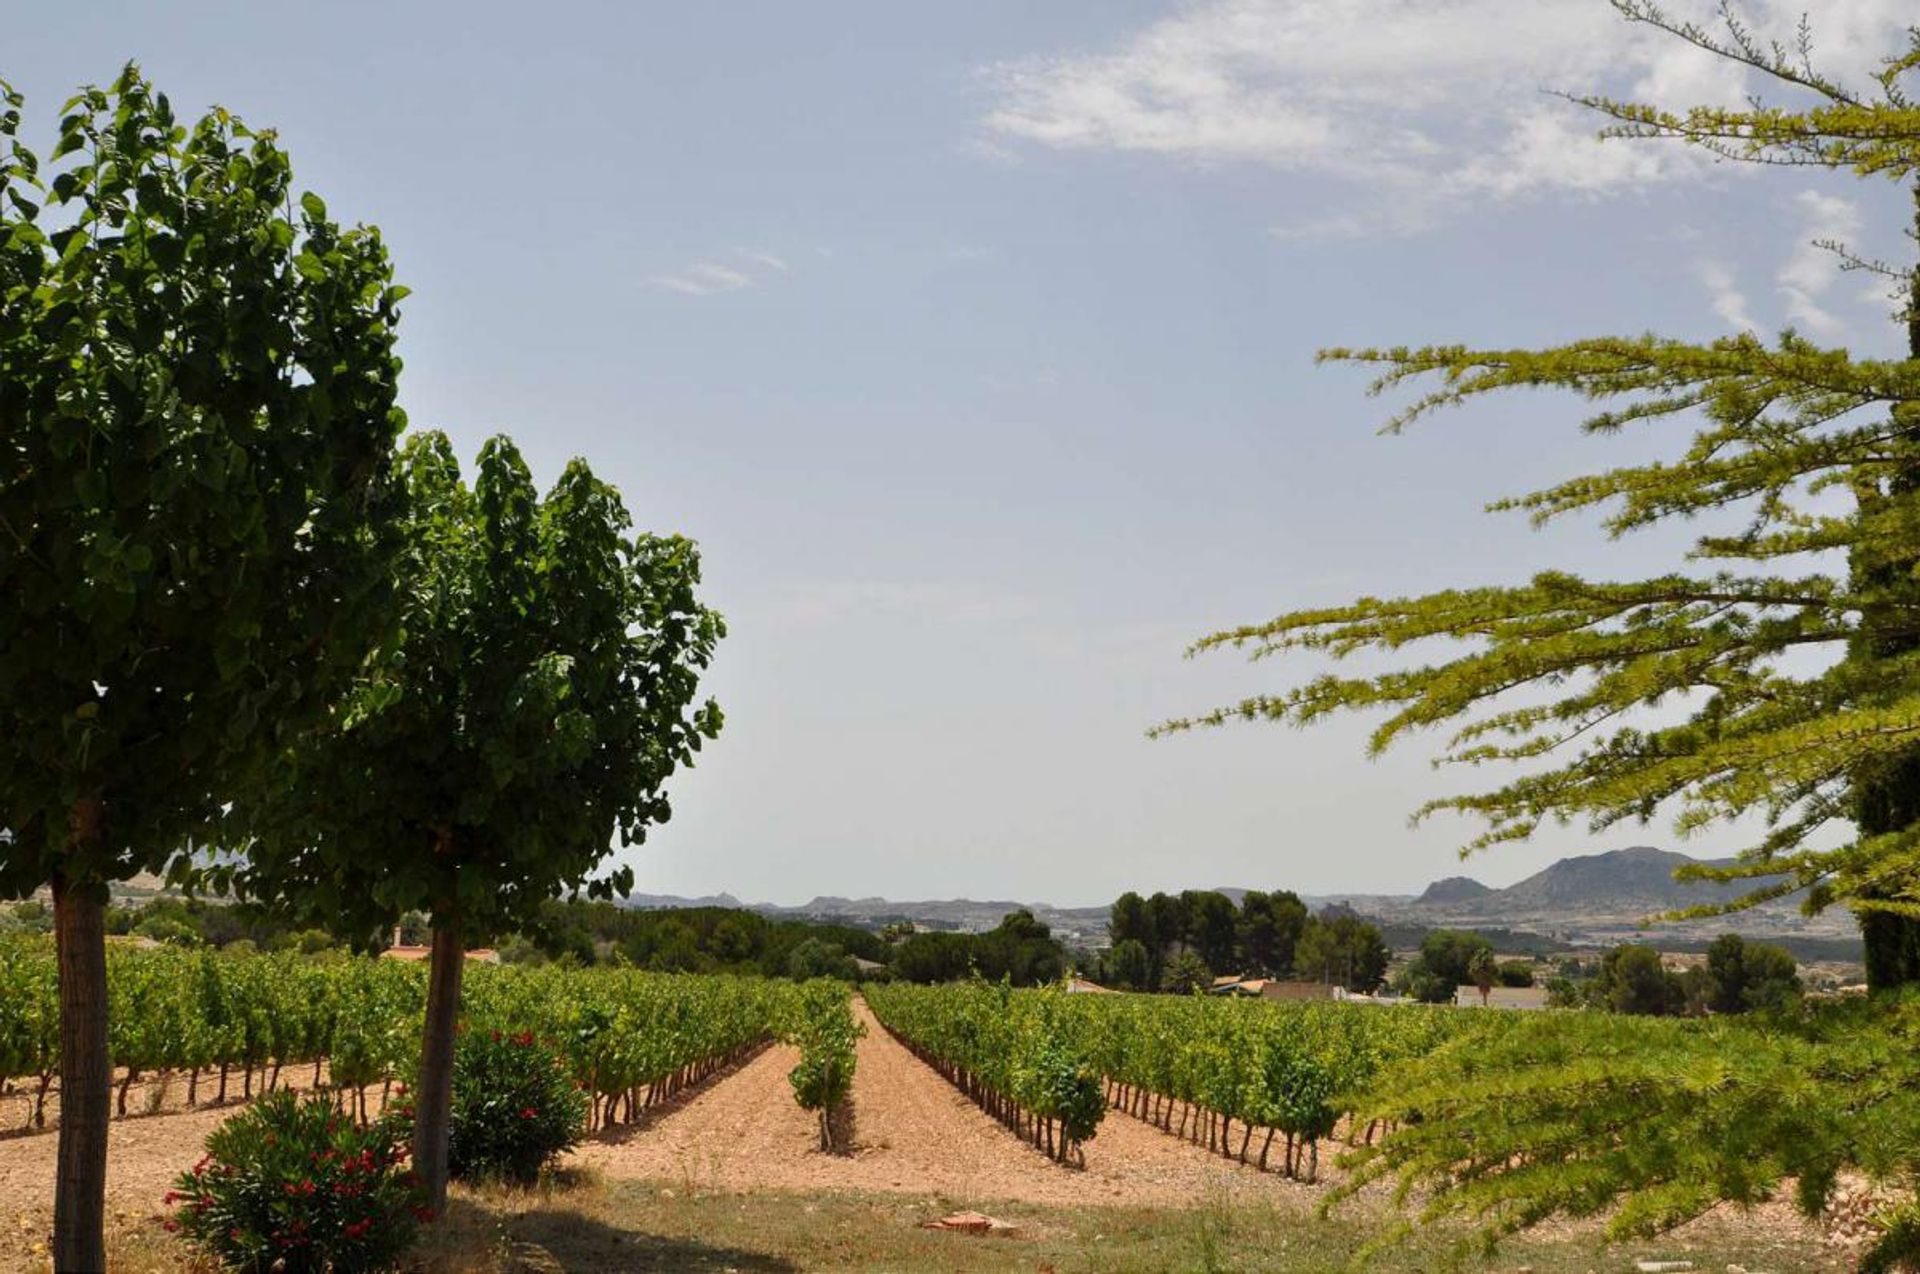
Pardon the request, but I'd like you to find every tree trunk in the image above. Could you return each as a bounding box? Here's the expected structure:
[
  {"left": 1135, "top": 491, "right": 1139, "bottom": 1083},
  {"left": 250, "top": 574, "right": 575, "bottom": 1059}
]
[
  {"left": 53, "top": 870, "right": 110, "bottom": 1274},
  {"left": 413, "top": 918, "right": 466, "bottom": 1215}
]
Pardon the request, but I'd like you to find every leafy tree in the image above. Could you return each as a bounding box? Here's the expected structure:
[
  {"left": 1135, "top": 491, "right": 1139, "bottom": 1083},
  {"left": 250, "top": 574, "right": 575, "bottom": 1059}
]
[
  {"left": 1109, "top": 891, "right": 1154, "bottom": 953},
  {"left": 1293, "top": 914, "right": 1389, "bottom": 993},
  {"left": 1238, "top": 889, "right": 1309, "bottom": 976},
  {"left": 1705, "top": 932, "right": 1801, "bottom": 1014},
  {"left": 0, "top": 67, "right": 406, "bottom": 1269},
  {"left": 785, "top": 937, "right": 858, "bottom": 982},
  {"left": 1467, "top": 948, "right": 1498, "bottom": 1007},
  {"left": 1181, "top": 889, "right": 1239, "bottom": 972},
  {"left": 1496, "top": 959, "right": 1536, "bottom": 988},
  {"left": 1397, "top": 929, "right": 1494, "bottom": 1004},
  {"left": 1594, "top": 944, "right": 1685, "bottom": 1017},
  {"left": 1107, "top": 937, "right": 1152, "bottom": 990},
  {"left": 1159, "top": 949, "right": 1212, "bottom": 994},
  {"left": 1156, "top": 4, "right": 1920, "bottom": 991},
  {"left": 223, "top": 432, "right": 723, "bottom": 1210}
]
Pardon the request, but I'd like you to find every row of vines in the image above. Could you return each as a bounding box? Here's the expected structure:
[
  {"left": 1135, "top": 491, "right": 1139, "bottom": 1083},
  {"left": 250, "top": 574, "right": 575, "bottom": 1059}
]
[
  {"left": 868, "top": 979, "right": 1480, "bottom": 1180},
  {"left": 0, "top": 937, "right": 856, "bottom": 1136},
  {"left": 865, "top": 980, "right": 1105, "bottom": 1164},
  {"left": 1053, "top": 991, "right": 1468, "bottom": 1180}
]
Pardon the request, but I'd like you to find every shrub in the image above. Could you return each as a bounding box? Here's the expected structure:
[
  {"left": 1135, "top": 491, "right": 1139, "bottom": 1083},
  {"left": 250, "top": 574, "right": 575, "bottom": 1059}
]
[
  {"left": 448, "top": 1027, "right": 587, "bottom": 1184},
  {"left": 167, "top": 1088, "right": 422, "bottom": 1273}
]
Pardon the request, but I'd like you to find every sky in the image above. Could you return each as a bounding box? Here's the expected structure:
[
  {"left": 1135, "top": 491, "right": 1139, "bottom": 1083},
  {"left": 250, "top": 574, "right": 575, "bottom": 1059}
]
[{"left": 13, "top": 0, "right": 1919, "bottom": 905}]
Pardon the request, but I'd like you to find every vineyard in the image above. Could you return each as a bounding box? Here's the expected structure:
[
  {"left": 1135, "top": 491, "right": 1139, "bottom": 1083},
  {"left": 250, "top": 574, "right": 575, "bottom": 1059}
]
[
  {"left": 867, "top": 979, "right": 1473, "bottom": 1179},
  {"left": 0, "top": 938, "right": 858, "bottom": 1138},
  {"left": 0, "top": 935, "right": 1897, "bottom": 1271}
]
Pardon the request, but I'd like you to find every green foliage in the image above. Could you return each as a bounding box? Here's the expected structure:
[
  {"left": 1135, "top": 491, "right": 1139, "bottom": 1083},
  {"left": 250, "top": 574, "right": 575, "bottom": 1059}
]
[
  {"left": 1153, "top": 7, "right": 1920, "bottom": 967},
  {"left": 167, "top": 1089, "right": 422, "bottom": 1273},
  {"left": 866, "top": 979, "right": 1105, "bottom": 1162},
  {"left": 1397, "top": 930, "right": 1495, "bottom": 1004},
  {"left": 890, "top": 909, "right": 1066, "bottom": 985},
  {"left": 1159, "top": 949, "right": 1213, "bottom": 994},
  {"left": 1292, "top": 914, "right": 1390, "bottom": 993},
  {"left": 784, "top": 937, "right": 858, "bottom": 982},
  {"left": 1496, "top": 959, "right": 1536, "bottom": 989},
  {"left": 0, "top": 64, "right": 408, "bottom": 897},
  {"left": 1335, "top": 994, "right": 1920, "bottom": 1268},
  {"left": 224, "top": 432, "right": 724, "bottom": 944},
  {"left": 447, "top": 1026, "right": 587, "bottom": 1185},
  {"left": 1705, "top": 932, "right": 1802, "bottom": 1014},
  {"left": 780, "top": 980, "right": 861, "bottom": 1150},
  {"left": 1107, "top": 938, "right": 1153, "bottom": 990}
]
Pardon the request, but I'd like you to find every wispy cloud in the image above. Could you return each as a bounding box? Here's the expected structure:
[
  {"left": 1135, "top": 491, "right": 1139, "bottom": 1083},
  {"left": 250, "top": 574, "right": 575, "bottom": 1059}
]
[
  {"left": 1697, "top": 259, "right": 1758, "bottom": 333},
  {"left": 653, "top": 248, "right": 790, "bottom": 297},
  {"left": 980, "top": 0, "right": 1907, "bottom": 236},
  {"left": 1778, "top": 190, "right": 1862, "bottom": 340}
]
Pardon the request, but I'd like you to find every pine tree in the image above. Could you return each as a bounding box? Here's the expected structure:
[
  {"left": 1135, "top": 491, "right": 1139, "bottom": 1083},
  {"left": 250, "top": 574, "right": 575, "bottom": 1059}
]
[{"left": 1160, "top": 2, "right": 1920, "bottom": 987}]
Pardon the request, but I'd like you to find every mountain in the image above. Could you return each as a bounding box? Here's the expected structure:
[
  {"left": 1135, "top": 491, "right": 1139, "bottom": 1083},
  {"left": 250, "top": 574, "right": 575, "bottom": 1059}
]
[
  {"left": 1405, "top": 846, "right": 1788, "bottom": 919},
  {"left": 1416, "top": 876, "right": 1492, "bottom": 906}
]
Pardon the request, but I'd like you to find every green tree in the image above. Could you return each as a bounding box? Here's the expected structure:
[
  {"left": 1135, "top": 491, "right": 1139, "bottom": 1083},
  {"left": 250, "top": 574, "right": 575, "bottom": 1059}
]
[
  {"left": 1182, "top": 889, "right": 1239, "bottom": 972},
  {"left": 1293, "top": 914, "right": 1389, "bottom": 993},
  {"left": 1496, "top": 959, "right": 1536, "bottom": 988},
  {"left": 1705, "top": 932, "right": 1801, "bottom": 1013},
  {"left": 1594, "top": 944, "right": 1684, "bottom": 1017},
  {"left": 224, "top": 433, "right": 723, "bottom": 1210},
  {"left": 1467, "top": 948, "right": 1499, "bottom": 1007},
  {"left": 785, "top": 938, "right": 858, "bottom": 981},
  {"left": 1159, "top": 949, "right": 1212, "bottom": 994},
  {"left": 1107, "top": 937, "right": 1152, "bottom": 990},
  {"left": 1234, "top": 888, "right": 1308, "bottom": 975},
  {"left": 1399, "top": 930, "right": 1495, "bottom": 1004},
  {"left": 0, "top": 67, "right": 406, "bottom": 1269},
  {"left": 1156, "top": 6, "right": 1920, "bottom": 992}
]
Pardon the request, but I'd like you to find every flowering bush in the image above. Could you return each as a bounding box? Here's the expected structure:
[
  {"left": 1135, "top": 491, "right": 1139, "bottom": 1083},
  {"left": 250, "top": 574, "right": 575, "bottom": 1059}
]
[
  {"left": 167, "top": 1088, "right": 424, "bottom": 1273},
  {"left": 448, "top": 1027, "right": 587, "bottom": 1184}
]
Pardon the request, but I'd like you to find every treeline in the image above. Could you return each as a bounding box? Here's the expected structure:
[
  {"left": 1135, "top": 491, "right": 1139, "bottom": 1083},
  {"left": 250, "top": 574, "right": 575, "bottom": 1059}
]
[
  {"left": 514, "top": 900, "right": 890, "bottom": 979},
  {"left": 1546, "top": 934, "right": 1802, "bottom": 1017},
  {"left": 1099, "top": 889, "right": 1389, "bottom": 993},
  {"left": 886, "top": 910, "right": 1068, "bottom": 986}
]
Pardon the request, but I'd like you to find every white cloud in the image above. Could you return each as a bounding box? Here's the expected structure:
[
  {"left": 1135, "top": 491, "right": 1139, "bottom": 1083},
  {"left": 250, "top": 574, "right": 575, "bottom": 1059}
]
[
  {"left": 653, "top": 248, "right": 791, "bottom": 297},
  {"left": 1698, "top": 259, "right": 1758, "bottom": 332},
  {"left": 1778, "top": 189, "right": 1862, "bottom": 340},
  {"left": 982, "top": 0, "right": 1907, "bottom": 234}
]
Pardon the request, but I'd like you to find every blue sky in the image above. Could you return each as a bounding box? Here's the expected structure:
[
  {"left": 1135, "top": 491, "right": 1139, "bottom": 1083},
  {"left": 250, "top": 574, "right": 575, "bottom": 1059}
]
[{"left": 15, "top": 0, "right": 1916, "bottom": 904}]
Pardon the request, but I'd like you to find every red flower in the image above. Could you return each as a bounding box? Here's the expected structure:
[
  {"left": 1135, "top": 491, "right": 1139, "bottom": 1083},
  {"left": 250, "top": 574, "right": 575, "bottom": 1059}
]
[
  {"left": 343, "top": 1218, "right": 373, "bottom": 1240},
  {"left": 513, "top": 1030, "right": 535, "bottom": 1047},
  {"left": 162, "top": 1219, "right": 179, "bottom": 1233},
  {"left": 163, "top": 1190, "right": 181, "bottom": 1205},
  {"left": 520, "top": 1106, "right": 538, "bottom": 1120}
]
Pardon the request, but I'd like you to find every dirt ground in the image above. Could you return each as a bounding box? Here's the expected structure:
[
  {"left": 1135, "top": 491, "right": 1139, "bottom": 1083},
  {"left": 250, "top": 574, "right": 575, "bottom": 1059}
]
[{"left": 569, "top": 1000, "right": 1321, "bottom": 1208}]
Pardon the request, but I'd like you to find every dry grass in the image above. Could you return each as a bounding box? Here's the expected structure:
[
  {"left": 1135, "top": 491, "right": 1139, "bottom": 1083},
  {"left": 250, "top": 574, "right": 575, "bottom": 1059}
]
[{"left": 83, "top": 1172, "right": 1844, "bottom": 1273}]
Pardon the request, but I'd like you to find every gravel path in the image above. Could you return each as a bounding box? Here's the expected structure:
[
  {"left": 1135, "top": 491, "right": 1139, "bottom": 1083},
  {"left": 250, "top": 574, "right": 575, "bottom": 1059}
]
[{"left": 569, "top": 1000, "right": 1315, "bottom": 1208}]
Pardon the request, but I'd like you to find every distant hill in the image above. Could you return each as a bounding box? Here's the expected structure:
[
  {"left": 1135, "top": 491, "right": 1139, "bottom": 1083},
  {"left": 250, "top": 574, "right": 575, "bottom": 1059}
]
[
  {"left": 1416, "top": 876, "right": 1492, "bottom": 906},
  {"left": 1434, "top": 847, "right": 1771, "bottom": 917},
  {"left": 611, "top": 844, "right": 1857, "bottom": 956}
]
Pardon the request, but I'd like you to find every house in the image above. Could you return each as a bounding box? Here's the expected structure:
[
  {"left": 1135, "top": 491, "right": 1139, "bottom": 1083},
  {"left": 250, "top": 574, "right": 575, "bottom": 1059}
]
[
  {"left": 851, "top": 956, "right": 887, "bottom": 976},
  {"left": 1208, "top": 977, "right": 1336, "bottom": 1002},
  {"left": 1065, "top": 976, "right": 1118, "bottom": 994},
  {"left": 1453, "top": 985, "right": 1549, "bottom": 1010},
  {"left": 381, "top": 944, "right": 500, "bottom": 965}
]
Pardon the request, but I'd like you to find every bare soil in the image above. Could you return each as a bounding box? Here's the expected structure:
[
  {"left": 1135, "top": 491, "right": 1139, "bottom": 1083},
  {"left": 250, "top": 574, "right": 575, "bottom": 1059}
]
[{"left": 572, "top": 1000, "right": 1366, "bottom": 1207}]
